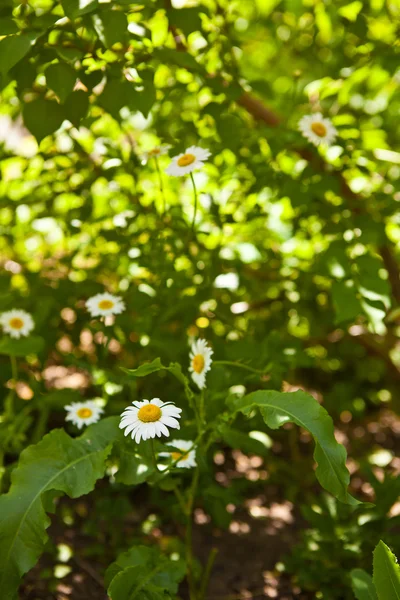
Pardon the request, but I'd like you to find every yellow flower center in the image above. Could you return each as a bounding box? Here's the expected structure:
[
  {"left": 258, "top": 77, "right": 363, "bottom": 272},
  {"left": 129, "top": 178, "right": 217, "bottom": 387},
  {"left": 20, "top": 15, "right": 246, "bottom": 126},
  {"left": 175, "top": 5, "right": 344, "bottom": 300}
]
[
  {"left": 77, "top": 407, "right": 93, "bottom": 419},
  {"left": 9, "top": 318, "right": 24, "bottom": 330},
  {"left": 177, "top": 153, "right": 196, "bottom": 167},
  {"left": 192, "top": 354, "right": 205, "bottom": 374},
  {"left": 311, "top": 122, "right": 327, "bottom": 137},
  {"left": 98, "top": 300, "right": 114, "bottom": 310},
  {"left": 138, "top": 404, "right": 162, "bottom": 423},
  {"left": 149, "top": 148, "right": 161, "bottom": 156},
  {"left": 172, "top": 450, "right": 188, "bottom": 461}
]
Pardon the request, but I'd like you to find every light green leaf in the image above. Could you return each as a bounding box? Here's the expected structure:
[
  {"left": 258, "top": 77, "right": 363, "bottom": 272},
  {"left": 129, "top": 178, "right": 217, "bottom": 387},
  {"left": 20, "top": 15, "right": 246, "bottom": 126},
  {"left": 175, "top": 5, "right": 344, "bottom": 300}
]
[
  {"left": 331, "top": 280, "right": 362, "bottom": 324},
  {"left": 45, "top": 63, "right": 77, "bottom": 103},
  {"left": 0, "top": 417, "right": 119, "bottom": 600},
  {"left": 0, "top": 336, "right": 45, "bottom": 357},
  {"left": 351, "top": 568, "right": 378, "bottom": 600},
  {"left": 373, "top": 541, "right": 400, "bottom": 600},
  {"left": 231, "top": 390, "right": 359, "bottom": 505}
]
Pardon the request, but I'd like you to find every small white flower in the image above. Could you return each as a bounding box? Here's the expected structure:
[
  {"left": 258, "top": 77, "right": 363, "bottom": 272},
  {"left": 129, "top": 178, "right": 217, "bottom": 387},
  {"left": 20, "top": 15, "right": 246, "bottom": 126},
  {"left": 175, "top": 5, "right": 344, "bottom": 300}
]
[
  {"left": 65, "top": 400, "right": 104, "bottom": 429},
  {"left": 143, "top": 144, "right": 171, "bottom": 161},
  {"left": 298, "top": 113, "right": 337, "bottom": 147},
  {"left": 85, "top": 293, "right": 125, "bottom": 317},
  {"left": 119, "top": 398, "right": 181, "bottom": 443},
  {"left": 189, "top": 338, "right": 213, "bottom": 389},
  {"left": 159, "top": 439, "right": 197, "bottom": 469},
  {"left": 0, "top": 309, "right": 34, "bottom": 339},
  {"left": 166, "top": 145, "right": 211, "bottom": 177}
]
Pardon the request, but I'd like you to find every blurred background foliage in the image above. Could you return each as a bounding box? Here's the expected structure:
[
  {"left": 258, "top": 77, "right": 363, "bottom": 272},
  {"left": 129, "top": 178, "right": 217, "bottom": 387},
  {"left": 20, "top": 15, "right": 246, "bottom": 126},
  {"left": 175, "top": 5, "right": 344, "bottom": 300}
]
[{"left": 0, "top": 0, "right": 400, "bottom": 598}]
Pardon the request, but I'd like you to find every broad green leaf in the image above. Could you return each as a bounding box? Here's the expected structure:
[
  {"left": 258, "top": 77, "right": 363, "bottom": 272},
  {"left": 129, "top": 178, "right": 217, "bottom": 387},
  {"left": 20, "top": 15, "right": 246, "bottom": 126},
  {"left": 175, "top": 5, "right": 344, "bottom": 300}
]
[
  {"left": 45, "top": 63, "right": 77, "bottom": 103},
  {"left": 0, "top": 33, "right": 36, "bottom": 75},
  {"left": 231, "top": 390, "right": 359, "bottom": 505},
  {"left": 23, "top": 97, "right": 65, "bottom": 143},
  {"left": 373, "top": 541, "right": 400, "bottom": 600},
  {"left": 0, "top": 336, "right": 45, "bottom": 357},
  {"left": 351, "top": 568, "right": 378, "bottom": 600},
  {"left": 0, "top": 18, "right": 18, "bottom": 35},
  {"left": 106, "top": 545, "right": 185, "bottom": 599},
  {"left": 0, "top": 417, "right": 118, "bottom": 600}
]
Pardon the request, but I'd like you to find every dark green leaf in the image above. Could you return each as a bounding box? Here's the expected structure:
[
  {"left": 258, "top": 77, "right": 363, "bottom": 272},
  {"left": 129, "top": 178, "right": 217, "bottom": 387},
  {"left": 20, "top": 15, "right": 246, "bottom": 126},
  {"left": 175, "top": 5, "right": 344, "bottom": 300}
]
[
  {"left": 0, "top": 33, "right": 36, "bottom": 75},
  {"left": 92, "top": 10, "right": 128, "bottom": 48},
  {"left": 351, "top": 568, "right": 378, "bottom": 600},
  {"left": 45, "top": 62, "right": 77, "bottom": 103},
  {"left": 23, "top": 97, "right": 64, "bottom": 143},
  {"left": 61, "top": 0, "right": 98, "bottom": 19}
]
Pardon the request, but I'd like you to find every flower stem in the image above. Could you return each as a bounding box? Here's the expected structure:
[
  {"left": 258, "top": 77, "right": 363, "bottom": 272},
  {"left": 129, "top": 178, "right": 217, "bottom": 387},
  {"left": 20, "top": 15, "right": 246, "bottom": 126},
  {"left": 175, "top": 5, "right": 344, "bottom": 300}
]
[
  {"left": 154, "top": 156, "right": 167, "bottom": 216},
  {"left": 186, "top": 465, "right": 200, "bottom": 600},
  {"left": 5, "top": 355, "right": 18, "bottom": 418},
  {"left": 190, "top": 172, "right": 198, "bottom": 233},
  {"left": 150, "top": 438, "right": 159, "bottom": 472}
]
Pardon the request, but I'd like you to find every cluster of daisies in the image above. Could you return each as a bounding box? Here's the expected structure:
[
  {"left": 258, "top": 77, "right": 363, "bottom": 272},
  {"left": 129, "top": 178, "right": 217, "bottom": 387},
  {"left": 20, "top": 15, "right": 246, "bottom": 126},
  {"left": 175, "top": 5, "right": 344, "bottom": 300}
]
[
  {"left": 1, "top": 293, "right": 213, "bottom": 470},
  {"left": 65, "top": 334, "right": 213, "bottom": 468}
]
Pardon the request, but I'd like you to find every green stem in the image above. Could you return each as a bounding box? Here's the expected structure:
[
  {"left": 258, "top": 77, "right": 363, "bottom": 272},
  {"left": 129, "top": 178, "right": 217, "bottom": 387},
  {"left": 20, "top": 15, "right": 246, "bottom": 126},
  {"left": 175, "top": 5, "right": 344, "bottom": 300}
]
[
  {"left": 213, "top": 360, "right": 269, "bottom": 376},
  {"left": 199, "top": 389, "right": 205, "bottom": 425},
  {"left": 190, "top": 172, "right": 198, "bottom": 233},
  {"left": 150, "top": 438, "right": 159, "bottom": 472},
  {"left": 154, "top": 156, "right": 166, "bottom": 216},
  {"left": 199, "top": 547, "right": 218, "bottom": 600},
  {"left": 186, "top": 466, "right": 200, "bottom": 600},
  {"left": 172, "top": 484, "right": 188, "bottom": 516}
]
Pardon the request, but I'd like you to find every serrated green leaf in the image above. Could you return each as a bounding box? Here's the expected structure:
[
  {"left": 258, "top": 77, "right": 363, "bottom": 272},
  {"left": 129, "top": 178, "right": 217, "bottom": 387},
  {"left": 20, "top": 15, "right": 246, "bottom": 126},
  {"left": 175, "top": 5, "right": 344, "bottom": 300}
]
[
  {"left": 23, "top": 97, "right": 64, "bottom": 143},
  {"left": 0, "top": 417, "right": 119, "bottom": 600},
  {"left": 351, "top": 568, "right": 378, "bottom": 600},
  {"left": 0, "top": 335, "right": 45, "bottom": 357},
  {"left": 123, "top": 358, "right": 164, "bottom": 377},
  {"left": 106, "top": 545, "right": 185, "bottom": 599},
  {"left": 231, "top": 390, "right": 359, "bottom": 505},
  {"left": 45, "top": 62, "right": 77, "bottom": 103},
  {"left": 373, "top": 541, "right": 400, "bottom": 600}
]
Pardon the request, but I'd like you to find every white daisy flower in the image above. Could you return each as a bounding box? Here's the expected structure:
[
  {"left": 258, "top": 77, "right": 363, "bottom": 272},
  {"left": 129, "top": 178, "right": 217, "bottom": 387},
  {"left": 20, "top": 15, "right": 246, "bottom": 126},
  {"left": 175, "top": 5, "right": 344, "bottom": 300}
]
[
  {"left": 298, "top": 113, "right": 337, "bottom": 147},
  {"left": 143, "top": 144, "right": 171, "bottom": 161},
  {"left": 0, "top": 309, "right": 34, "bottom": 339},
  {"left": 165, "top": 145, "right": 211, "bottom": 177},
  {"left": 189, "top": 338, "right": 213, "bottom": 389},
  {"left": 65, "top": 400, "right": 104, "bottom": 429},
  {"left": 85, "top": 293, "right": 125, "bottom": 318},
  {"left": 119, "top": 398, "right": 182, "bottom": 443},
  {"left": 159, "top": 439, "right": 197, "bottom": 469}
]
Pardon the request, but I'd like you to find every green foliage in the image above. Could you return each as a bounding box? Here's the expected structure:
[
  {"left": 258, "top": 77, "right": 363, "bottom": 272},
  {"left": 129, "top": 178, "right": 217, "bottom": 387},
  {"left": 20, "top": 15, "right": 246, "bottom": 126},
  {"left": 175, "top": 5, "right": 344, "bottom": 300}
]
[
  {"left": 0, "top": 418, "right": 118, "bottom": 600},
  {"left": 231, "top": 390, "right": 358, "bottom": 505}
]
